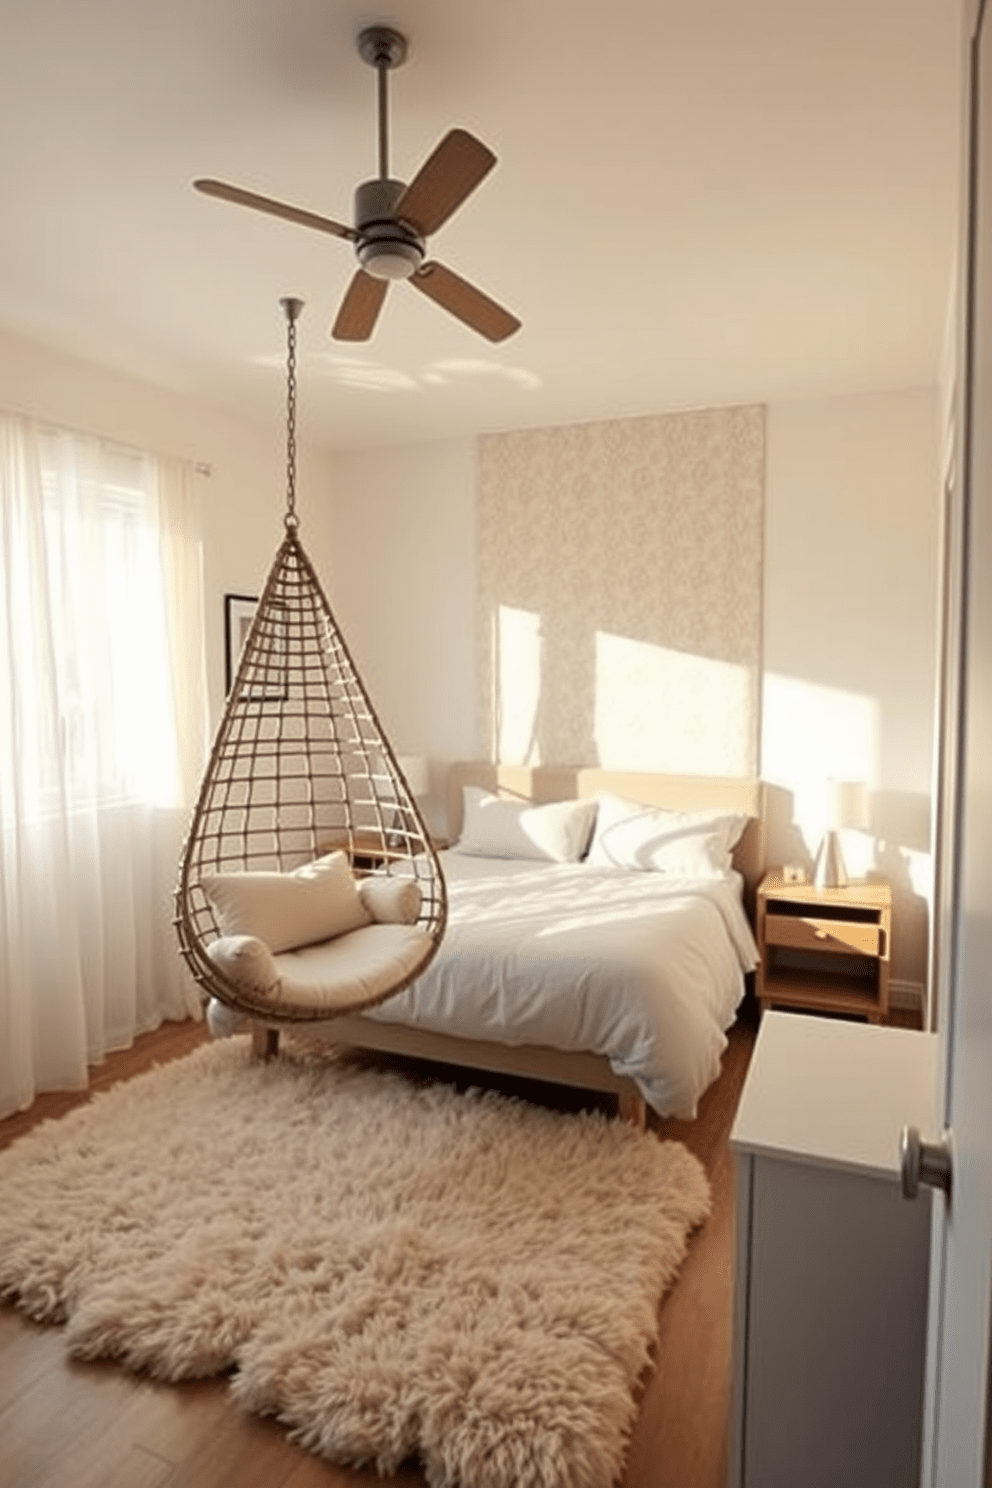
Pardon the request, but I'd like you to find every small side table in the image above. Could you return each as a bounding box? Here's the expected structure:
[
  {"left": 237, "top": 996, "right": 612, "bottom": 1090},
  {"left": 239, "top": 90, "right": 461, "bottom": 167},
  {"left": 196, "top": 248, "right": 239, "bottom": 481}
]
[
  {"left": 757, "top": 869, "right": 892, "bottom": 1023},
  {"left": 318, "top": 832, "right": 450, "bottom": 873}
]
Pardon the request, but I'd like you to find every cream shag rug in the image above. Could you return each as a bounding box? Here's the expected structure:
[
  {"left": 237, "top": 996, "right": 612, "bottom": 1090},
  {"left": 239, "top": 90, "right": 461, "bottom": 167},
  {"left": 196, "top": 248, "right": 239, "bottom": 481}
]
[{"left": 0, "top": 1038, "right": 710, "bottom": 1488}]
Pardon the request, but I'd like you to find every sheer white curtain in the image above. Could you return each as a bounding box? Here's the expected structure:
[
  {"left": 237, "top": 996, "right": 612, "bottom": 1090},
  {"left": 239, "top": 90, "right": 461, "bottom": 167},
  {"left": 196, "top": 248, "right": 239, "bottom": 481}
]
[{"left": 0, "top": 413, "right": 209, "bottom": 1118}]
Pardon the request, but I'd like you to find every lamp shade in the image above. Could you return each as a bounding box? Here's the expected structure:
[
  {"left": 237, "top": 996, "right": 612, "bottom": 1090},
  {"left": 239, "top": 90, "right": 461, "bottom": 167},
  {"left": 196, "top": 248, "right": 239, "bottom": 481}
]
[
  {"left": 813, "top": 779, "right": 868, "bottom": 888},
  {"left": 821, "top": 778, "right": 869, "bottom": 831}
]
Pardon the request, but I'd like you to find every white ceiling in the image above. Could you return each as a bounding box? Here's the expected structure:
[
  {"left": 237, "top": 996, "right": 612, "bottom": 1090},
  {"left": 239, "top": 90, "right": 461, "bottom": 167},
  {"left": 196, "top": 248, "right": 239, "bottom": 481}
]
[{"left": 0, "top": 0, "right": 962, "bottom": 453}]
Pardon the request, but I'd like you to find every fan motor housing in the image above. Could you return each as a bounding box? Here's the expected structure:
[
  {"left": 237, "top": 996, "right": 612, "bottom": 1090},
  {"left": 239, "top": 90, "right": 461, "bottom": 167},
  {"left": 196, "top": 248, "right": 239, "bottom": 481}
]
[{"left": 354, "top": 178, "right": 424, "bottom": 280}]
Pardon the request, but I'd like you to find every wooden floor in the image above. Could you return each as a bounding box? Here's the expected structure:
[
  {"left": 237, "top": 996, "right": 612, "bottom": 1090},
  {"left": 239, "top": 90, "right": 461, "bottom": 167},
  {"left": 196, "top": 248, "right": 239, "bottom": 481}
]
[{"left": 0, "top": 1006, "right": 761, "bottom": 1488}]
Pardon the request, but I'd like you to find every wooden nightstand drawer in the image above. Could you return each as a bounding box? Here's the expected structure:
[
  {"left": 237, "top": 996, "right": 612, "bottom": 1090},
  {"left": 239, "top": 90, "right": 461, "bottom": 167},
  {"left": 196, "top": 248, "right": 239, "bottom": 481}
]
[
  {"left": 764, "top": 914, "right": 885, "bottom": 960},
  {"left": 756, "top": 870, "right": 892, "bottom": 1024}
]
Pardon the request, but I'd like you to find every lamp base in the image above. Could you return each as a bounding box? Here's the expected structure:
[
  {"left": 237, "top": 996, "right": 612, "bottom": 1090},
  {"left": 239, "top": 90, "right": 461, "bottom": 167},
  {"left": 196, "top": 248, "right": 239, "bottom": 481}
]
[{"left": 813, "top": 829, "right": 848, "bottom": 889}]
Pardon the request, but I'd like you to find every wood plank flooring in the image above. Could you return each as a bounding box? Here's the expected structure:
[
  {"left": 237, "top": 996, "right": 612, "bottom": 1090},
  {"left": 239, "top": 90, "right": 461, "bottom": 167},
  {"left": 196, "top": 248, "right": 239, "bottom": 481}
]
[{"left": 0, "top": 1005, "right": 760, "bottom": 1488}]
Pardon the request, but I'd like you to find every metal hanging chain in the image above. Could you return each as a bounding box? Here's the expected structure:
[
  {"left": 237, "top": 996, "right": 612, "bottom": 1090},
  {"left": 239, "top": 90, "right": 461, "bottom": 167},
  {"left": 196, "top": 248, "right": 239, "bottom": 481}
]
[{"left": 280, "top": 296, "right": 304, "bottom": 531}]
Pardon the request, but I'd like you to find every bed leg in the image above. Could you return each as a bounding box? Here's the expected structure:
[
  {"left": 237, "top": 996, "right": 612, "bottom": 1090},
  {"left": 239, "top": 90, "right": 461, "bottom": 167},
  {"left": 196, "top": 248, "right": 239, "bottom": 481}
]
[
  {"left": 618, "top": 1090, "right": 646, "bottom": 1129},
  {"left": 251, "top": 1023, "right": 280, "bottom": 1060}
]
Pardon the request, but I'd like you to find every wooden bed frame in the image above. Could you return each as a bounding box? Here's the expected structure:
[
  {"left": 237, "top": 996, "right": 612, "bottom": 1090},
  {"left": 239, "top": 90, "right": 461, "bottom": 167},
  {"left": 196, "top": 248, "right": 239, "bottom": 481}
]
[{"left": 269, "top": 763, "right": 766, "bottom": 1127}]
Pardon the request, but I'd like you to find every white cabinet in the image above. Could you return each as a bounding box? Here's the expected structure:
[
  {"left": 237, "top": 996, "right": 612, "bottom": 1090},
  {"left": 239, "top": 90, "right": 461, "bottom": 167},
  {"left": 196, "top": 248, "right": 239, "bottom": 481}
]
[{"left": 728, "top": 1012, "right": 937, "bottom": 1488}]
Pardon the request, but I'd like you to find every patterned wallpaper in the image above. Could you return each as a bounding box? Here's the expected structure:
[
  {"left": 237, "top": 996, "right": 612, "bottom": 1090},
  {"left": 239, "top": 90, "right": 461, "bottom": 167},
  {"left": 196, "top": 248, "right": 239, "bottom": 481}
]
[{"left": 477, "top": 405, "right": 765, "bottom": 776}]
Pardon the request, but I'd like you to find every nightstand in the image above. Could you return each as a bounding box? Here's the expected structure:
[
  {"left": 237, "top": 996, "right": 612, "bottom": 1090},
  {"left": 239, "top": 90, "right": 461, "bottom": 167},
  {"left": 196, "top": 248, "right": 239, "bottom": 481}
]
[
  {"left": 318, "top": 832, "right": 449, "bottom": 873},
  {"left": 756, "top": 868, "right": 892, "bottom": 1023}
]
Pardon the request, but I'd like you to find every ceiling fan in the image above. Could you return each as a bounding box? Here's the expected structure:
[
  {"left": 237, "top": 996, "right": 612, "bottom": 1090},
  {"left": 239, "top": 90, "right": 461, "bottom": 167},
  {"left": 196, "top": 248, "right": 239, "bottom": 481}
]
[{"left": 194, "top": 25, "right": 521, "bottom": 344}]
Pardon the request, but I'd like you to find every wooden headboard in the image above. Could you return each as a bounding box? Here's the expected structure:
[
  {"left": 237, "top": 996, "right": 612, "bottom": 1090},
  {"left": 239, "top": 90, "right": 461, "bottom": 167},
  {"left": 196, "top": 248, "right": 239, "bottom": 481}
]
[{"left": 445, "top": 762, "right": 766, "bottom": 916}]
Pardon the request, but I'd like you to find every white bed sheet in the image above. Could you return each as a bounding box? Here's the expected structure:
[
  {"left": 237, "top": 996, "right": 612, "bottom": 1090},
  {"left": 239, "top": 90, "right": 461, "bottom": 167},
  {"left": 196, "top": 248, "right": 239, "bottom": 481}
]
[{"left": 363, "top": 851, "right": 760, "bottom": 1119}]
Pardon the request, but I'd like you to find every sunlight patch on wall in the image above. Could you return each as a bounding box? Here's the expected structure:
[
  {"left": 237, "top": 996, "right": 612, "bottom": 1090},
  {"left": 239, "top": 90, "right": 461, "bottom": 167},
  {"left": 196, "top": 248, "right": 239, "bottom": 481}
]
[
  {"left": 762, "top": 671, "right": 880, "bottom": 851},
  {"left": 762, "top": 672, "right": 879, "bottom": 785},
  {"left": 493, "top": 604, "right": 542, "bottom": 765},
  {"left": 594, "top": 632, "right": 753, "bottom": 775}
]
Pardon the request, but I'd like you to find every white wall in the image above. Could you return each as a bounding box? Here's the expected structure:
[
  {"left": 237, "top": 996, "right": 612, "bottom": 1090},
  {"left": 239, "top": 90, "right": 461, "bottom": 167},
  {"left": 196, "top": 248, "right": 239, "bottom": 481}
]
[
  {"left": 0, "top": 328, "right": 336, "bottom": 732},
  {"left": 328, "top": 389, "right": 942, "bottom": 991},
  {"left": 327, "top": 440, "right": 478, "bottom": 834},
  {"left": 762, "top": 389, "right": 941, "bottom": 991}
]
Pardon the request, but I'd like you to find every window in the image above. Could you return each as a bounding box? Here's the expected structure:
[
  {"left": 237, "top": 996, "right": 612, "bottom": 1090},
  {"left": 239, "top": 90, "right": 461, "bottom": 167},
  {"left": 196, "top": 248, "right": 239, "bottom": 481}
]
[{"left": 2, "top": 425, "right": 184, "bottom": 819}]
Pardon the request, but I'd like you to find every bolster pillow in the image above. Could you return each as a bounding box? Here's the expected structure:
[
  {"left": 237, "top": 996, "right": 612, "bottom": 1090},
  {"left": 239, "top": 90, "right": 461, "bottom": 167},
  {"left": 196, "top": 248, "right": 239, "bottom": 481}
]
[
  {"left": 358, "top": 875, "right": 423, "bottom": 926},
  {"left": 207, "top": 934, "right": 280, "bottom": 998}
]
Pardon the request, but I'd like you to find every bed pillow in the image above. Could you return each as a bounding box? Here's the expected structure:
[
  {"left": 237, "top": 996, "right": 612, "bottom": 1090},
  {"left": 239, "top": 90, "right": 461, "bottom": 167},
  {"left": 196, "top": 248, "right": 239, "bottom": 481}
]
[
  {"left": 201, "top": 850, "right": 372, "bottom": 954},
  {"left": 456, "top": 786, "right": 598, "bottom": 863},
  {"left": 586, "top": 792, "right": 748, "bottom": 877}
]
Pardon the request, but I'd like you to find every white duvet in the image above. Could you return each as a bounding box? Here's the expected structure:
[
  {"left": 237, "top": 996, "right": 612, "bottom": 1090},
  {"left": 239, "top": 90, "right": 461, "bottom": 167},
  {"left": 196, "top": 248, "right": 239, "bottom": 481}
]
[{"left": 362, "top": 850, "right": 760, "bottom": 1119}]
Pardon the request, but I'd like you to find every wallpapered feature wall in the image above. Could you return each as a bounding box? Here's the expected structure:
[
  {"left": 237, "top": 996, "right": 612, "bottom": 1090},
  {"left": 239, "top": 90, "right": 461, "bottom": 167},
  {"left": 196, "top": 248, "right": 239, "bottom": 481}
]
[{"left": 477, "top": 404, "right": 765, "bottom": 775}]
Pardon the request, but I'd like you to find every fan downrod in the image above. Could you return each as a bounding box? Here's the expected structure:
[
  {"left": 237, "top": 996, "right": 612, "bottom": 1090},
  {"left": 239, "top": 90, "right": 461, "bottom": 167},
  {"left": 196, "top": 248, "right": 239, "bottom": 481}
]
[{"left": 357, "top": 26, "right": 408, "bottom": 70}]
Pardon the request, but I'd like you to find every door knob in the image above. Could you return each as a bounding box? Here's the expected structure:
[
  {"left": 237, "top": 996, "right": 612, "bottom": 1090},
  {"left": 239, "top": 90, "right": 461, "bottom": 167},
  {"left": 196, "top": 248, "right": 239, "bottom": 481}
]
[{"left": 900, "top": 1124, "right": 953, "bottom": 1200}]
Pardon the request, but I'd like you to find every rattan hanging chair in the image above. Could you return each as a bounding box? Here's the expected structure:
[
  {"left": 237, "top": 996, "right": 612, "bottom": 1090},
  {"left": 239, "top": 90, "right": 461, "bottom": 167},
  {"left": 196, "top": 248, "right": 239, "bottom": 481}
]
[{"left": 175, "top": 300, "right": 446, "bottom": 1046}]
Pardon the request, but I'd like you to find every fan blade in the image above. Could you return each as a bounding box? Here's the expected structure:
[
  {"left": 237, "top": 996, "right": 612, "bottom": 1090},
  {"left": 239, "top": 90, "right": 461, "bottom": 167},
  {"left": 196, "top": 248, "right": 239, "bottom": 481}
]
[
  {"left": 331, "top": 270, "right": 390, "bottom": 341},
  {"left": 393, "top": 130, "right": 497, "bottom": 237},
  {"left": 194, "top": 179, "right": 357, "bottom": 241},
  {"left": 411, "top": 261, "right": 521, "bottom": 343}
]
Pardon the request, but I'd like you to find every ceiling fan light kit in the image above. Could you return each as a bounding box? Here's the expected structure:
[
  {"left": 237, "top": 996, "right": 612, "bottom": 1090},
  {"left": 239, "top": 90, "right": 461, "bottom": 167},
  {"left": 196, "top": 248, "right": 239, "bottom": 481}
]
[
  {"left": 194, "top": 23, "right": 520, "bottom": 342},
  {"left": 353, "top": 179, "right": 424, "bottom": 281}
]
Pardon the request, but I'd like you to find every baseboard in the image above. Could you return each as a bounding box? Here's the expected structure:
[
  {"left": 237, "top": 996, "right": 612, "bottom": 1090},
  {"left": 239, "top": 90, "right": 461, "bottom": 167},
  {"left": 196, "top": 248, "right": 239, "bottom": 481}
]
[{"left": 889, "top": 979, "right": 926, "bottom": 1020}]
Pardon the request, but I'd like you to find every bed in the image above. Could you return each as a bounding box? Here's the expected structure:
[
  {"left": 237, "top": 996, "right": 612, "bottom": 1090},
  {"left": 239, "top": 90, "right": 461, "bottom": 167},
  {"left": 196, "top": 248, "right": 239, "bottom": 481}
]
[{"left": 268, "top": 763, "right": 766, "bottom": 1127}]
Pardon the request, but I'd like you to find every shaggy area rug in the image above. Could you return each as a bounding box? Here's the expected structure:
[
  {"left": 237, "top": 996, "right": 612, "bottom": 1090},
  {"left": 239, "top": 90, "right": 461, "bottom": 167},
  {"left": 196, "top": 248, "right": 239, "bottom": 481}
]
[{"left": 0, "top": 1037, "right": 710, "bottom": 1488}]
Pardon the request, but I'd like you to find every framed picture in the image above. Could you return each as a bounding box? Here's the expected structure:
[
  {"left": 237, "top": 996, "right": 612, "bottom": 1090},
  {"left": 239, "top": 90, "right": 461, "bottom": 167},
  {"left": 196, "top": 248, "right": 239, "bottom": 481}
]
[
  {"left": 224, "top": 593, "right": 258, "bottom": 695},
  {"left": 224, "top": 593, "right": 289, "bottom": 702}
]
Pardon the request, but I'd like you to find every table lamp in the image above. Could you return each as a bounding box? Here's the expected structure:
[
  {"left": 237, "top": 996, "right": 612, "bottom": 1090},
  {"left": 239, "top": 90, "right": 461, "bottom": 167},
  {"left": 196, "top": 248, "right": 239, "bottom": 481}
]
[{"left": 813, "top": 779, "right": 868, "bottom": 889}]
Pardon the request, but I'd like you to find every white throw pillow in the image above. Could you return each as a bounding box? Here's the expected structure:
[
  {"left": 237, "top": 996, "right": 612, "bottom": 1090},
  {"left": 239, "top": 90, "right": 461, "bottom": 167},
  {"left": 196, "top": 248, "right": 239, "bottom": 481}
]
[
  {"left": 457, "top": 786, "right": 598, "bottom": 863},
  {"left": 201, "top": 851, "right": 372, "bottom": 954},
  {"left": 586, "top": 793, "right": 748, "bottom": 877}
]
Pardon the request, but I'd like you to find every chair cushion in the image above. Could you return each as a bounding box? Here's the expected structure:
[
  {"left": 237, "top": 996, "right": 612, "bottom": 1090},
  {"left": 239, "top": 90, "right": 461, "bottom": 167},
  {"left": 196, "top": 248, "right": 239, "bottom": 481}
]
[{"left": 207, "top": 923, "right": 433, "bottom": 1015}]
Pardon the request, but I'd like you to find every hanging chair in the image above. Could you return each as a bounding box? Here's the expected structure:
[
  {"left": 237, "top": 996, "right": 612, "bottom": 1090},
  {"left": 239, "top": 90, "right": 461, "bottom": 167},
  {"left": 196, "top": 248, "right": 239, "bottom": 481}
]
[{"left": 175, "top": 299, "right": 446, "bottom": 1044}]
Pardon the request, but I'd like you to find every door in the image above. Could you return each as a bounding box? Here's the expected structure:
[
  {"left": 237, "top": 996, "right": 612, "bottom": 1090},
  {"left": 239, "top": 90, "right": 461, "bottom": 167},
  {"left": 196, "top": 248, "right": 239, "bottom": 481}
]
[{"left": 920, "top": 1, "right": 992, "bottom": 1482}]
